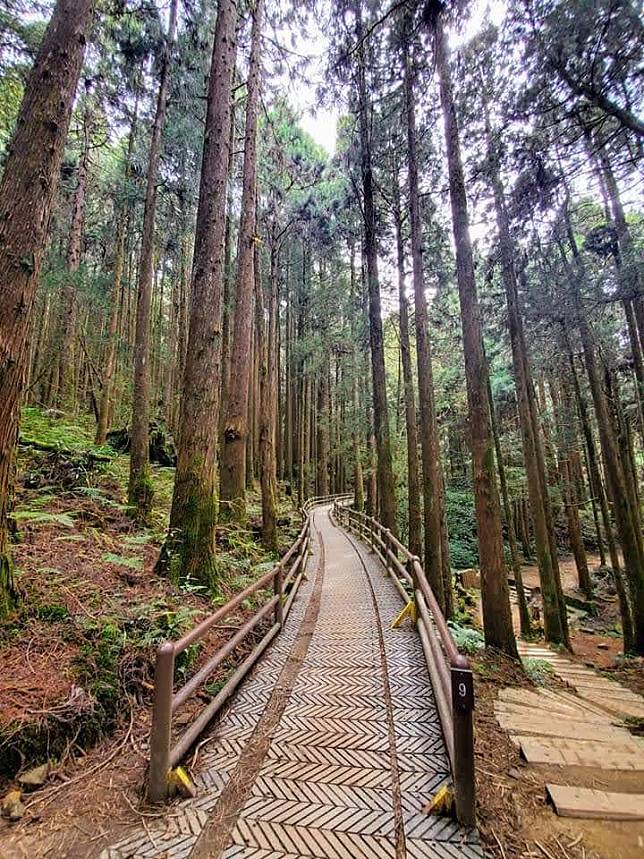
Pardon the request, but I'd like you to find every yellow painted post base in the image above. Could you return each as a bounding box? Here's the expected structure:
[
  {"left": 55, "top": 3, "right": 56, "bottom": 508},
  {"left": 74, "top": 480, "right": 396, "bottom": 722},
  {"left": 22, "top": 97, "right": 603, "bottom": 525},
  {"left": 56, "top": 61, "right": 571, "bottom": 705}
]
[
  {"left": 422, "top": 784, "right": 455, "bottom": 818},
  {"left": 168, "top": 766, "right": 197, "bottom": 798},
  {"left": 390, "top": 601, "right": 416, "bottom": 629}
]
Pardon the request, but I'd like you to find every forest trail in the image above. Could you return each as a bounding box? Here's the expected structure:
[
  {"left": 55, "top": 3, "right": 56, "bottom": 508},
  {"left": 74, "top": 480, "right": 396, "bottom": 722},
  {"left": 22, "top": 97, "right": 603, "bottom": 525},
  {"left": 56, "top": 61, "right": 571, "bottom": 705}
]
[
  {"left": 516, "top": 641, "right": 644, "bottom": 721},
  {"left": 101, "top": 505, "right": 482, "bottom": 859}
]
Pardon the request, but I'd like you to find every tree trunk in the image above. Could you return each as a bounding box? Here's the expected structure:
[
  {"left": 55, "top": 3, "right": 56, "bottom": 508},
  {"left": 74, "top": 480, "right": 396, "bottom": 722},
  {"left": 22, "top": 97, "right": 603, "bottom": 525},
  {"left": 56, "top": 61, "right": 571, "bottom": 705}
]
[
  {"left": 55, "top": 109, "right": 91, "bottom": 412},
  {"left": 403, "top": 36, "right": 446, "bottom": 600},
  {"left": 156, "top": 0, "right": 237, "bottom": 589},
  {"left": 96, "top": 97, "right": 140, "bottom": 444},
  {"left": 561, "top": 204, "right": 644, "bottom": 653},
  {"left": 431, "top": 8, "right": 516, "bottom": 655},
  {"left": 0, "top": 0, "right": 95, "bottom": 617},
  {"left": 316, "top": 358, "right": 330, "bottom": 496},
  {"left": 483, "top": 100, "right": 568, "bottom": 645},
  {"left": 220, "top": 94, "right": 237, "bottom": 417},
  {"left": 393, "top": 186, "right": 422, "bottom": 559},
  {"left": 354, "top": 0, "right": 397, "bottom": 535},
  {"left": 219, "top": 0, "right": 263, "bottom": 521},
  {"left": 550, "top": 377, "right": 592, "bottom": 596},
  {"left": 128, "top": 0, "right": 178, "bottom": 521},
  {"left": 96, "top": 212, "right": 127, "bottom": 443},
  {"left": 488, "top": 375, "right": 532, "bottom": 636},
  {"left": 349, "top": 240, "right": 365, "bottom": 511},
  {"left": 256, "top": 243, "right": 278, "bottom": 551},
  {"left": 566, "top": 333, "right": 633, "bottom": 650}
]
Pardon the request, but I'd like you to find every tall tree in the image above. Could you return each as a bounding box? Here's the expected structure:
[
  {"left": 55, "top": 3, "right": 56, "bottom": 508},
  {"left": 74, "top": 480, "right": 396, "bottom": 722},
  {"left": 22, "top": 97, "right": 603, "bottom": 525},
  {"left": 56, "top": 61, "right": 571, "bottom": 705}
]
[
  {"left": 392, "top": 171, "right": 422, "bottom": 560},
  {"left": 426, "top": 0, "right": 517, "bottom": 655},
  {"left": 354, "top": 0, "right": 397, "bottom": 534},
  {"left": 0, "top": 0, "right": 95, "bottom": 616},
  {"left": 561, "top": 198, "right": 644, "bottom": 653},
  {"left": 403, "top": 22, "right": 450, "bottom": 610},
  {"left": 256, "top": 240, "right": 279, "bottom": 551},
  {"left": 156, "top": 0, "right": 237, "bottom": 588},
  {"left": 96, "top": 95, "right": 139, "bottom": 445},
  {"left": 128, "top": 0, "right": 178, "bottom": 520},
  {"left": 53, "top": 105, "right": 92, "bottom": 410},
  {"left": 480, "top": 93, "right": 569, "bottom": 645},
  {"left": 219, "top": 0, "right": 264, "bottom": 521}
]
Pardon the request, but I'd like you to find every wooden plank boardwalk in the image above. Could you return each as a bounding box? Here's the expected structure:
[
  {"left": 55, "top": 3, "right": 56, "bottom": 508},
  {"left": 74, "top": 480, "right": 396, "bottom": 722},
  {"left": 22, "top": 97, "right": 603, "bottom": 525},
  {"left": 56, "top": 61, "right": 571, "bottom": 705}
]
[{"left": 101, "top": 505, "right": 482, "bottom": 859}]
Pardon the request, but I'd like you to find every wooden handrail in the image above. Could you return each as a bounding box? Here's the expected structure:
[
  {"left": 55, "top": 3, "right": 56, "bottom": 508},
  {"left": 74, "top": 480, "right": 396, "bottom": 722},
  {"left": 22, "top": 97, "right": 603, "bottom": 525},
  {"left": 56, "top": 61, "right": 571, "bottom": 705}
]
[
  {"left": 147, "top": 493, "right": 349, "bottom": 802},
  {"left": 333, "top": 500, "right": 476, "bottom": 827}
]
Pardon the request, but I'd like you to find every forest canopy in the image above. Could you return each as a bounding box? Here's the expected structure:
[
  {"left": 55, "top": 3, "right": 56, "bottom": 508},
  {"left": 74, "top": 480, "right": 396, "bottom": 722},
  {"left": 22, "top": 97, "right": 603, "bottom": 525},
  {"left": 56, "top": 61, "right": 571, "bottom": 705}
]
[{"left": 0, "top": 0, "right": 642, "bottom": 663}]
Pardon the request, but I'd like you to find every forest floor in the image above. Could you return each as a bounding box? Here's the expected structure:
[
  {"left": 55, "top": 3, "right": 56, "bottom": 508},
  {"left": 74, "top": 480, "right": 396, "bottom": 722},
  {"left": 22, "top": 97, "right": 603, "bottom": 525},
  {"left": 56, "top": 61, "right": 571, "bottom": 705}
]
[
  {"left": 472, "top": 555, "right": 644, "bottom": 859},
  {"left": 0, "top": 407, "right": 301, "bottom": 856},
  {"left": 518, "top": 554, "right": 643, "bottom": 696},
  {"left": 472, "top": 648, "right": 644, "bottom": 859}
]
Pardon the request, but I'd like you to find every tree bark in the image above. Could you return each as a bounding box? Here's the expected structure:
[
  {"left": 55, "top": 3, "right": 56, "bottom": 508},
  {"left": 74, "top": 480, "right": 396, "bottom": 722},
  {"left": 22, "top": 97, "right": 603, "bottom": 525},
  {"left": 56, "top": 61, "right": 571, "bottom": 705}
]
[
  {"left": 431, "top": 8, "right": 516, "bottom": 655},
  {"left": 488, "top": 374, "right": 532, "bottom": 636},
  {"left": 561, "top": 203, "right": 644, "bottom": 653},
  {"left": 549, "top": 377, "right": 592, "bottom": 596},
  {"left": 483, "top": 98, "right": 568, "bottom": 646},
  {"left": 566, "top": 333, "right": 633, "bottom": 650},
  {"left": 354, "top": 0, "right": 397, "bottom": 535},
  {"left": 0, "top": 0, "right": 95, "bottom": 617},
  {"left": 316, "top": 358, "right": 330, "bottom": 496},
  {"left": 256, "top": 242, "right": 278, "bottom": 550},
  {"left": 403, "top": 34, "right": 448, "bottom": 606},
  {"left": 219, "top": 0, "right": 264, "bottom": 521},
  {"left": 156, "top": 0, "right": 237, "bottom": 589},
  {"left": 393, "top": 185, "right": 422, "bottom": 559},
  {"left": 54, "top": 109, "right": 91, "bottom": 412},
  {"left": 96, "top": 101, "right": 139, "bottom": 444},
  {"left": 349, "top": 241, "right": 365, "bottom": 511},
  {"left": 128, "top": 0, "right": 178, "bottom": 521}
]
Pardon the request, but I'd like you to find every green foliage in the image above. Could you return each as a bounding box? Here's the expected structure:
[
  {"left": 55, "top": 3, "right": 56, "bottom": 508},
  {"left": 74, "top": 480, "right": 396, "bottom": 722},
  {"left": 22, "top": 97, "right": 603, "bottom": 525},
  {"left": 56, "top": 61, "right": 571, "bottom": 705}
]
[
  {"left": 126, "top": 601, "right": 202, "bottom": 676},
  {"left": 522, "top": 657, "right": 554, "bottom": 686},
  {"left": 448, "top": 620, "right": 485, "bottom": 654},
  {"left": 101, "top": 552, "right": 143, "bottom": 570},
  {"left": 123, "top": 533, "right": 153, "bottom": 546},
  {"left": 13, "top": 510, "right": 75, "bottom": 528},
  {"left": 445, "top": 488, "right": 479, "bottom": 569},
  {"left": 35, "top": 603, "right": 69, "bottom": 622},
  {"left": 20, "top": 407, "right": 98, "bottom": 451},
  {"left": 204, "top": 677, "right": 228, "bottom": 698}
]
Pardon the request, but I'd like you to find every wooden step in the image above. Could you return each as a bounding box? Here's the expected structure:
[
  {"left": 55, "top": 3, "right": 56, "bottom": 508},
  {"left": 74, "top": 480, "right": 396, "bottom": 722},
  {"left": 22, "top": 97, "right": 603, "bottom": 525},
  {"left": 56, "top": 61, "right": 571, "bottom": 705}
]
[
  {"left": 516, "top": 735, "right": 644, "bottom": 769},
  {"left": 498, "top": 715, "right": 630, "bottom": 742},
  {"left": 546, "top": 784, "right": 644, "bottom": 820}
]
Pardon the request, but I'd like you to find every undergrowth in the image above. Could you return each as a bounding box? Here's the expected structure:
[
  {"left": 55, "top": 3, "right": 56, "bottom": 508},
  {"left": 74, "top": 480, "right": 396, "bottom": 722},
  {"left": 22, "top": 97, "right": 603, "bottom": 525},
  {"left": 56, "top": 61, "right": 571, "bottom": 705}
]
[
  {"left": 0, "top": 406, "right": 301, "bottom": 782},
  {"left": 522, "top": 657, "right": 554, "bottom": 686},
  {"left": 448, "top": 620, "right": 485, "bottom": 654}
]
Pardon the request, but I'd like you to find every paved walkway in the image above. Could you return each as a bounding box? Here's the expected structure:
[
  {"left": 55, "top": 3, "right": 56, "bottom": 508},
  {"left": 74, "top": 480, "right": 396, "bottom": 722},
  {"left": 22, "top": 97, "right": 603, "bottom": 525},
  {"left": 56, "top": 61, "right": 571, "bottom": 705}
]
[{"left": 101, "top": 506, "right": 481, "bottom": 859}]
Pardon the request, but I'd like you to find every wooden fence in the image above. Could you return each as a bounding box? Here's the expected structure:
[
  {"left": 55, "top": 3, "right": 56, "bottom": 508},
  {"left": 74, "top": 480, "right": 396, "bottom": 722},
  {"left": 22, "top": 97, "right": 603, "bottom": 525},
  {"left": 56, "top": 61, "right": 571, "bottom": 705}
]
[{"left": 147, "top": 494, "right": 350, "bottom": 801}]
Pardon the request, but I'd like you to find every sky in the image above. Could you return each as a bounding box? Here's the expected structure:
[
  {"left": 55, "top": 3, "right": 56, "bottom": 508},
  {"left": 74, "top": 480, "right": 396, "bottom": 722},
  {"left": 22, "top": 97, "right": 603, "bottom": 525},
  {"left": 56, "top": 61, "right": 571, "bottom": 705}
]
[
  {"left": 287, "top": 0, "right": 507, "bottom": 155},
  {"left": 300, "top": 107, "right": 338, "bottom": 155}
]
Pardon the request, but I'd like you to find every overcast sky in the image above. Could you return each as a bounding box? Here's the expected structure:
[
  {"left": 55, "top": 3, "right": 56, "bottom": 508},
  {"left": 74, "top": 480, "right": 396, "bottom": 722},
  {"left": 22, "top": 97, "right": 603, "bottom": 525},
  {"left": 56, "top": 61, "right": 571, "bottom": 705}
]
[{"left": 287, "top": 0, "right": 506, "bottom": 155}]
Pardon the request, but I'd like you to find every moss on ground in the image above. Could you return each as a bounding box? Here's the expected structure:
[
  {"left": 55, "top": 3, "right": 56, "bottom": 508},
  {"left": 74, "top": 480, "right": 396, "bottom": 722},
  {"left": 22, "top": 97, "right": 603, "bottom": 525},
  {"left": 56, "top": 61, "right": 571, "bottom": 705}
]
[{"left": 0, "top": 407, "right": 301, "bottom": 783}]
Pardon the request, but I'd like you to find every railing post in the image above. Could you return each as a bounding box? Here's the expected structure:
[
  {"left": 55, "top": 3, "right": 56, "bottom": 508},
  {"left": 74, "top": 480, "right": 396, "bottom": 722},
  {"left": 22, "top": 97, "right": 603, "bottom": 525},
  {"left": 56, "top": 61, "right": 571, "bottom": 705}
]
[
  {"left": 148, "top": 642, "right": 175, "bottom": 802},
  {"left": 408, "top": 557, "right": 418, "bottom": 600},
  {"left": 274, "top": 562, "right": 284, "bottom": 627},
  {"left": 384, "top": 529, "right": 392, "bottom": 575},
  {"left": 451, "top": 664, "right": 476, "bottom": 826}
]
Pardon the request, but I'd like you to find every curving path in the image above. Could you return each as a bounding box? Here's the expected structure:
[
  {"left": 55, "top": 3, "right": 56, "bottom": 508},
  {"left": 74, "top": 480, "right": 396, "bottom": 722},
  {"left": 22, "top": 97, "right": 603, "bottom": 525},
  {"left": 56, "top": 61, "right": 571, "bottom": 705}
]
[{"left": 101, "top": 506, "right": 481, "bottom": 859}]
